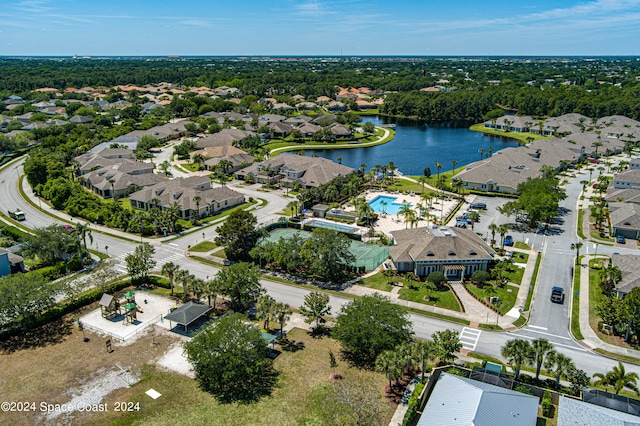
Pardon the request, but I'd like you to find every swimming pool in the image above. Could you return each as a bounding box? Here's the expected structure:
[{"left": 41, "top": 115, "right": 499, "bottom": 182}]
[{"left": 368, "top": 195, "right": 412, "bottom": 215}]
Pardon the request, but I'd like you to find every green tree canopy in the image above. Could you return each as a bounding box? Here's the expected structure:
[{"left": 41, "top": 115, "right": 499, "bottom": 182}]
[
  {"left": 24, "top": 224, "right": 78, "bottom": 265},
  {"left": 299, "top": 291, "right": 331, "bottom": 331},
  {"left": 124, "top": 243, "right": 156, "bottom": 282},
  {"left": 501, "top": 177, "right": 567, "bottom": 226},
  {"left": 184, "top": 312, "right": 278, "bottom": 403},
  {"left": 333, "top": 293, "right": 413, "bottom": 367},
  {"left": 300, "top": 229, "right": 355, "bottom": 283},
  {"left": 214, "top": 210, "right": 263, "bottom": 262},
  {"left": 214, "top": 262, "right": 264, "bottom": 312},
  {"left": 0, "top": 271, "right": 59, "bottom": 328}
]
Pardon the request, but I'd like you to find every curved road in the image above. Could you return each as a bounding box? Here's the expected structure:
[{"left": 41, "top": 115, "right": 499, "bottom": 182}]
[{"left": 2, "top": 157, "right": 639, "bottom": 378}]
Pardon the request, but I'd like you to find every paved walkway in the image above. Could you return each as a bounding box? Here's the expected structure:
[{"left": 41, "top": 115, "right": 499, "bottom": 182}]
[{"left": 578, "top": 255, "right": 640, "bottom": 358}]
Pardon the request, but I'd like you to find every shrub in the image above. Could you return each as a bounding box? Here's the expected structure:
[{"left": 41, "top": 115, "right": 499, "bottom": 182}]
[
  {"left": 403, "top": 381, "right": 426, "bottom": 426},
  {"left": 515, "top": 384, "right": 532, "bottom": 395},
  {"left": 541, "top": 390, "right": 552, "bottom": 417}
]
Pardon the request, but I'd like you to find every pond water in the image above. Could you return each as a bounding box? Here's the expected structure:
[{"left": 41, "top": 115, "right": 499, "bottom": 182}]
[{"left": 297, "top": 116, "right": 520, "bottom": 175}]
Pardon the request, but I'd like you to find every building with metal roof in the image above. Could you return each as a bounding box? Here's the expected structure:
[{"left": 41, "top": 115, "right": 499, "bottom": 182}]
[{"left": 417, "top": 372, "right": 539, "bottom": 426}]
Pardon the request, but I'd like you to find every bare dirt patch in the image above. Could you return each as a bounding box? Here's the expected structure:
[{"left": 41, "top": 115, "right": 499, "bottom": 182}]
[{"left": 0, "top": 318, "right": 174, "bottom": 426}]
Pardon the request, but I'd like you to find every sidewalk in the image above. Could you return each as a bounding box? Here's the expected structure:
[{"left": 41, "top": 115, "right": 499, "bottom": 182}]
[{"left": 577, "top": 255, "right": 640, "bottom": 359}]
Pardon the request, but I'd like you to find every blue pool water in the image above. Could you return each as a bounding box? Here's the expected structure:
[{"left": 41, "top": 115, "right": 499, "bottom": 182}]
[{"left": 368, "top": 195, "right": 411, "bottom": 215}]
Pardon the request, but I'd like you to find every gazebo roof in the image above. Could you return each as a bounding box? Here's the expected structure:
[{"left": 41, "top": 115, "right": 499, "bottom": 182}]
[
  {"left": 99, "top": 294, "right": 114, "bottom": 307},
  {"left": 164, "top": 301, "right": 212, "bottom": 327}
]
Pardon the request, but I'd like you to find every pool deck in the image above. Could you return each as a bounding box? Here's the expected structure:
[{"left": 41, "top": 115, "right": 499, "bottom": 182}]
[{"left": 343, "top": 190, "right": 469, "bottom": 237}]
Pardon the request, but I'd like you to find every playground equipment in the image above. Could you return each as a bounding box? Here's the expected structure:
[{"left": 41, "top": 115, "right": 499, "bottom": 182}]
[{"left": 100, "top": 291, "right": 144, "bottom": 324}]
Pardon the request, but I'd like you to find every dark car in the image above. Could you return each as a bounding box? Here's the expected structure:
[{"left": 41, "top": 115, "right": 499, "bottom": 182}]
[
  {"left": 504, "top": 235, "right": 514, "bottom": 246},
  {"left": 551, "top": 287, "right": 565, "bottom": 304},
  {"left": 470, "top": 202, "right": 487, "bottom": 210},
  {"left": 617, "top": 235, "right": 626, "bottom": 244}
]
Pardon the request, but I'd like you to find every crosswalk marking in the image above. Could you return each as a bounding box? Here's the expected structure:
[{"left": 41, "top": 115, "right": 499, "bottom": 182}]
[{"left": 459, "top": 327, "right": 481, "bottom": 351}]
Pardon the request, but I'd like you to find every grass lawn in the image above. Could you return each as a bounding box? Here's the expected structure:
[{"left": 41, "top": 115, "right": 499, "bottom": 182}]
[
  {"left": 468, "top": 123, "right": 551, "bottom": 144},
  {"left": 360, "top": 271, "right": 395, "bottom": 292},
  {"left": 189, "top": 241, "right": 217, "bottom": 252},
  {"left": 514, "top": 242, "right": 531, "bottom": 250},
  {"left": 1, "top": 322, "right": 394, "bottom": 426},
  {"left": 525, "top": 254, "right": 542, "bottom": 311},
  {"left": 588, "top": 266, "right": 605, "bottom": 333},
  {"left": 571, "top": 258, "right": 584, "bottom": 340},
  {"left": 398, "top": 286, "right": 462, "bottom": 312},
  {"left": 464, "top": 283, "right": 517, "bottom": 315},
  {"left": 503, "top": 264, "right": 525, "bottom": 285},
  {"left": 90, "top": 328, "right": 394, "bottom": 426},
  {"left": 210, "top": 247, "right": 227, "bottom": 258}
]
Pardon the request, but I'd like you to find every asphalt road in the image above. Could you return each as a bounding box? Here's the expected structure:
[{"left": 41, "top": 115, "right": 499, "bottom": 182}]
[{"left": 2, "top": 156, "right": 640, "bottom": 377}]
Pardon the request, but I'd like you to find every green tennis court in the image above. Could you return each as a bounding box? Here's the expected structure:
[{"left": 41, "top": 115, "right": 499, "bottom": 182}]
[{"left": 262, "top": 228, "right": 389, "bottom": 271}]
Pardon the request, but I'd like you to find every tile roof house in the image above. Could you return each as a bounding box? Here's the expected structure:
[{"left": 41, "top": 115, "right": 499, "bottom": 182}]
[
  {"left": 196, "top": 129, "right": 257, "bottom": 148},
  {"left": 457, "top": 138, "right": 586, "bottom": 194},
  {"left": 236, "top": 155, "right": 354, "bottom": 188},
  {"left": 128, "top": 176, "right": 244, "bottom": 219},
  {"left": 609, "top": 202, "right": 640, "bottom": 241},
  {"left": 389, "top": 226, "right": 495, "bottom": 279},
  {"left": 76, "top": 148, "right": 162, "bottom": 199},
  {"left": 190, "top": 145, "right": 255, "bottom": 172},
  {"left": 611, "top": 254, "right": 640, "bottom": 297},
  {"left": 417, "top": 372, "right": 539, "bottom": 426}
]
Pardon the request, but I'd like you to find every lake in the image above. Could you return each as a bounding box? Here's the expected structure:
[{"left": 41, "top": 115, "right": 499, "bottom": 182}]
[{"left": 296, "top": 116, "right": 520, "bottom": 175}]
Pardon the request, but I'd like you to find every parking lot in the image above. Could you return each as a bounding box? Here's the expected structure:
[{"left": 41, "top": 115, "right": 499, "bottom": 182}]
[{"left": 461, "top": 195, "right": 548, "bottom": 250}]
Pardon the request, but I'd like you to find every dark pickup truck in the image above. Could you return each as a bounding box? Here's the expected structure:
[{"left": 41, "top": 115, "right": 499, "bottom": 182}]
[{"left": 550, "top": 287, "right": 565, "bottom": 304}]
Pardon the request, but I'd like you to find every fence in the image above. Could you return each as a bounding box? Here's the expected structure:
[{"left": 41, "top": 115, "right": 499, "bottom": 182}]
[{"left": 80, "top": 314, "right": 163, "bottom": 343}]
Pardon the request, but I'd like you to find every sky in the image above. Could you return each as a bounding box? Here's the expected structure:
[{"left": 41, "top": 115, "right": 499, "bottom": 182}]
[{"left": 2, "top": 0, "right": 640, "bottom": 57}]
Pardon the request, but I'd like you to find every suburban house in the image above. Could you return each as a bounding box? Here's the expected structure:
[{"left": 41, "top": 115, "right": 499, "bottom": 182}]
[
  {"left": 389, "top": 226, "right": 495, "bottom": 280},
  {"left": 190, "top": 145, "right": 255, "bottom": 172},
  {"left": 196, "top": 129, "right": 256, "bottom": 149},
  {"left": 613, "top": 168, "right": 640, "bottom": 190},
  {"left": 417, "top": 372, "right": 539, "bottom": 426},
  {"left": 611, "top": 254, "right": 640, "bottom": 297},
  {"left": 0, "top": 248, "right": 25, "bottom": 277},
  {"left": 609, "top": 202, "right": 640, "bottom": 240},
  {"left": 483, "top": 115, "right": 535, "bottom": 133},
  {"left": 235, "top": 155, "right": 354, "bottom": 188},
  {"left": 457, "top": 138, "right": 586, "bottom": 194},
  {"left": 128, "top": 176, "right": 244, "bottom": 219},
  {"left": 76, "top": 148, "right": 165, "bottom": 199}
]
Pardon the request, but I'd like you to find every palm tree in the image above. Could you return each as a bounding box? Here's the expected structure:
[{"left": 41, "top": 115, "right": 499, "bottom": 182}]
[
  {"left": 218, "top": 159, "right": 234, "bottom": 175},
  {"left": 359, "top": 163, "right": 367, "bottom": 173},
  {"left": 489, "top": 223, "right": 499, "bottom": 246},
  {"left": 478, "top": 148, "right": 486, "bottom": 160},
  {"left": 451, "top": 178, "right": 464, "bottom": 196},
  {"left": 379, "top": 199, "right": 388, "bottom": 214},
  {"left": 434, "top": 161, "right": 443, "bottom": 184},
  {"left": 336, "top": 156, "right": 342, "bottom": 165},
  {"left": 531, "top": 338, "right": 555, "bottom": 380},
  {"left": 161, "top": 262, "right": 179, "bottom": 295},
  {"left": 376, "top": 350, "right": 397, "bottom": 390},
  {"left": 256, "top": 294, "right": 276, "bottom": 330},
  {"left": 415, "top": 340, "right": 437, "bottom": 380},
  {"left": 175, "top": 268, "right": 191, "bottom": 301},
  {"left": 74, "top": 222, "right": 93, "bottom": 261},
  {"left": 108, "top": 179, "right": 116, "bottom": 200},
  {"left": 450, "top": 159, "right": 458, "bottom": 176},
  {"left": 498, "top": 224, "right": 509, "bottom": 250},
  {"left": 501, "top": 339, "right": 532, "bottom": 380},
  {"left": 570, "top": 242, "right": 583, "bottom": 264},
  {"left": 488, "top": 146, "right": 494, "bottom": 157},
  {"left": 275, "top": 302, "right": 292, "bottom": 338},
  {"left": 596, "top": 362, "right": 640, "bottom": 395},
  {"left": 545, "top": 351, "right": 575, "bottom": 390},
  {"left": 192, "top": 195, "right": 201, "bottom": 221}
]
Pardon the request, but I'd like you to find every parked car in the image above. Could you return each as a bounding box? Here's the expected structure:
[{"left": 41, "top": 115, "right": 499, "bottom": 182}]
[
  {"left": 617, "top": 235, "right": 625, "bottom": 244},
  {"left": 470, "top": 202, "right": 487, "bottom": 210},
  {"left": 504, "top": 235, "right": 514, "bottom": 246},
  {"left": 550, "top": 287, "right": 565, "bottom": 304}
]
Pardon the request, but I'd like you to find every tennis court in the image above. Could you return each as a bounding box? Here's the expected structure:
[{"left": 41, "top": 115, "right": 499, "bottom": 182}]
[{"left": 262, "top": 228, "right": 389, "bottom": 271}]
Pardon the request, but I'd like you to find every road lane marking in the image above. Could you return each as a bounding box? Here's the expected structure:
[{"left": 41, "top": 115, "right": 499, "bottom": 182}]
[
  {"left": 507, "top": 333, "right": 587, "bottom": 352},
  {"left": 518, "top": 328, "right": 572, "bottom": 340},
  {"left": 459, "top": 327, "right": 481, "bottom": 351},
  {"left": 528, "top": 325, "right": 548, "bottom": 330}
]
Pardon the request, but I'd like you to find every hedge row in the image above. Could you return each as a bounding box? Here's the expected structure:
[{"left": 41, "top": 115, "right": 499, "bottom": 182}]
[
  {"left": 402, "top": 380, "right": 426, "bottom": 426},
  {"left": 541, "top": 390, "right": 552, "bottom": 417}
]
